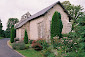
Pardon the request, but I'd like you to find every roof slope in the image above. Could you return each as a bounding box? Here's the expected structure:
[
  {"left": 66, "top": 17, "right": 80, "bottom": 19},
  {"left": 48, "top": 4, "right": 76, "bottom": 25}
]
[{"left": 15, "top": 1, "right": 71, "bottom": 29}]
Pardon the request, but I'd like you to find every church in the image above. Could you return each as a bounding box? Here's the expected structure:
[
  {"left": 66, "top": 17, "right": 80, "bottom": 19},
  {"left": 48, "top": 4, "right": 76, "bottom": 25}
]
[{"left": 15, "top": 1, "right": 72, "bottom": 41}]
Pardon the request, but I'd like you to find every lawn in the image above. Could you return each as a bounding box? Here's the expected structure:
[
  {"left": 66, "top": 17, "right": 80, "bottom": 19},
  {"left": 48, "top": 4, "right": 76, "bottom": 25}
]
[
  {"left": 0, "top": 37, "right": 3, "bottom": 39},
  {"left": 9, "top": 41, "right": 44, "bottom": 57},
  {"left": 17, "top": 48, "right": 44, "bottom": 57}
]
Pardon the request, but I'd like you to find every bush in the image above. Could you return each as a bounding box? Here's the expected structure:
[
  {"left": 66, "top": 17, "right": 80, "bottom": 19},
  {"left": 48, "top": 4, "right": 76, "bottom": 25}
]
[
  {"left": 31, "top": 39, "right": 49, "bottom": 50},
  {"left": 31, "top": 43, "right": 42, "bottom": 51},
  {"left": 0, "top": 37, "right": 3, "bottom": 39},
  {"left": 14, "top": 38, "right": 19, "bottom": 42},
  {"left": 47, "top": 53, "right": 55, "bottom": 57},
  {"left": 62, "top": 34, "right": 69, "bottom": 37},
  {"left": 42, "top": 46, "right": 55, "bottom": 57},
  {"left": 10, "top": 25, "right": 14, "bottom": 43},
  {"left": 65, "top": 51, "right": 85, "bottom": 57},
  {"left": 29, "top": 40, "right": 34, "bottom": 44},
  {"left": 24, "top": 30, "right": 28, "bottom": 44},
  {"left": 36, "top": 39, "right": 49, "bottom": 49},
  {"left": 12, "top": 42, "right": 26, "bottom": 50},
  {"left": 51, "top": 11, "right": 63, "bottom": 44}
]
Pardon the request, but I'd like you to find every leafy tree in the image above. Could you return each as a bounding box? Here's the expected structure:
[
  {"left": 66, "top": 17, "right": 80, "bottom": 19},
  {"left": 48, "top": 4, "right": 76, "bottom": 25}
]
[
  {"left": 10, "top": 25, "right": 14, "bottom": 43},
  {"left": 4, "top": 28, "right": 10, "bottom": 38},
  {"left": 24, "top": 30, "right": 28, "bottom": 44},
  {"left": 51, "top": 11, "right": 63, "bottom": 43},
  {"left": 62, "top": 1, "right": 84, "bottom": 23},
  {"left": 5, "top": 18, "right": 19, "bottom": 38},
  {"left": 7, "top": 18, "right": 19, "bottom": 28},
  {"left": 65, "top": 16, "right": 85, "bottom": 57},
  {"left": 0, "top": 19, "right": 4, "bottom": 37}
]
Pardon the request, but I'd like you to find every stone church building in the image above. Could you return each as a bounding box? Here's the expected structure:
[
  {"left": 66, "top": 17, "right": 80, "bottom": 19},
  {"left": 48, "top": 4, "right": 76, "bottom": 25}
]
[{"left": 15, "top": 1, "right": 72, "bottom": 41}]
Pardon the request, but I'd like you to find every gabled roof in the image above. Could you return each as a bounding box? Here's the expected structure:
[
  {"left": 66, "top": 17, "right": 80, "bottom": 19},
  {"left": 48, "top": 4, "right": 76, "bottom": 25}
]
[{"left": 15, "top": 1, "right": 71, "bottom": 29}]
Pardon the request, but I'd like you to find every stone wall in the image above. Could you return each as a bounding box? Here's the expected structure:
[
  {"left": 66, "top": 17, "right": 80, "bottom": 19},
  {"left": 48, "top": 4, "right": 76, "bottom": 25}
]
[{"left": 16, "top": 4, "right": 72, "bottom": 41}]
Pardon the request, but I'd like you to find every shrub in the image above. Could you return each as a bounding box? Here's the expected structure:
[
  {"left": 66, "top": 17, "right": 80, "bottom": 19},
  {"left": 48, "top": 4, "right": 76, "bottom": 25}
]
[
  {"left": 47, "top": 53, "right": 55, "bottom": 57},
  {"left": 42, "top": 46, "right": 55, "bottom": 57},
  {"left": 31, "top": 39, "right": 49, "bottom": 50},
  {"left": 25, "top": 44, "right": 29, "bottom": 49},
  {"left": 14, "top": 38, "right": 19, "bottom": 42},
  {"left": 12, "top": 42, "right": 26, "bottom": 50},
  {"left": 0, "top": 37, "right": 3, "bottom": 39},
  {"left": 10, "top": 25, "right": 14, "bottom": 43},
  {"left": 31, "top": 43, "right": 42, "bottom": 51},
  {"left": 36, "top": 39, "right": 49, "bottom": 49},
  {"left": 51, "top": 11, "right": 63, "bottom": 44},
  {"left": 24, "top": 30, "right": 28, "bottom": 44},
  {"left": 29, "top": 40, "right": 34, "bottom": 44},
  {"left": 62, "top": 34, "right": 69, "bottom": 37}
]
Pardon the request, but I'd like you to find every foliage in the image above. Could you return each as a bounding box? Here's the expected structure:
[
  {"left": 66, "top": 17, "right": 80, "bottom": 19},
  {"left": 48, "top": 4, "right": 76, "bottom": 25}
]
[
  {"left": 10, "top": 25, "right": 14, "bottom": 43},
  {"left": 42, "top": 46, "right": 55, "bottom": 57},
  {"left": 62, "top": 1, "right": 84, "bottom": 23},
  {"left": 51, "top": 11, "right": 63, "bottom": 44},
  {"left": 54, "top": 16, "right": 85, "bottom": 57},
  {"left": 76, "top": 16, "right": 85, "bottom": 26},
  {"left": 31, "top": 43, "right": 42, "bottom": 51},
  {"left": 14, "top": 29, "right": 16, "bottom": 38},
  {"left": 12, "top": 42, "right": 26, "bottom": 50},
  {"left": 24, "top": 30, "right": 28, "bottom": 44},
  {"left": 7, "top": 18, "right": 19, "bottom": 28},
  {"left": 0, "top": 37, "right": 3, "bottom": 39},
  {"left": 47, "top": 53, "right": 55, "bottom": 57},
  {"left": 6, "top": 18, "right": 19, "bottom": 38},
  {"left": 66, "top": 51, "right": 85, "bottom": 57},
  {"left": 0, "top": 19, "right": 5, "bottom": 37},
  {"left": 4, "top": 29, "right": 10, "bottom": 38},
  {"left": 29, "top": 40, "right": 34, "bottom": 44},
  {"left": 62, "top": 34, "right": 69, "bottom": 37},
  {"left": 14, "top": 38, "right": 19, "bottom": 42},
  {"left": 17, "top": 48, "right": 44, "bottom": 57},
  {"left": 31, "top": 39, "right": 49, "bottom": 50},
  {"left": 36, "top": 39, "right": 49, "bottom": 49}
]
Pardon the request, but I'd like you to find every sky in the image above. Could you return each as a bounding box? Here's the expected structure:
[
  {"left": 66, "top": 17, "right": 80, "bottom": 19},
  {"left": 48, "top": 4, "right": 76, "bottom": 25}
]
[{"left": 0, "top": 0, "right": 85, "bottom": 30}]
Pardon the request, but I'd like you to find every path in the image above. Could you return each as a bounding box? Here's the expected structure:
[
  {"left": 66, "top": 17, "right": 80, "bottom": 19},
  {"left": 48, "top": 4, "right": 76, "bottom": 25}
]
[{"left": 0, "top": 38, "right": 23, "bottom": 57}]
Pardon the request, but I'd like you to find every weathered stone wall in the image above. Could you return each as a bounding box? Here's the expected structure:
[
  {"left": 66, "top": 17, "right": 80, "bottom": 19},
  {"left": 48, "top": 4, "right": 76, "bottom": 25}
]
[
  {"left": 16, "top": 22, "right": 30, "bottom": 40},
  {"left": 43, "top": 4, "right": 72, "bottom": 40},
  {"left": 16, "top": 4, "right": 72, "bottom": 41},
  {"left": 30, "top": 16, "right": 44, "bottom": 40}
]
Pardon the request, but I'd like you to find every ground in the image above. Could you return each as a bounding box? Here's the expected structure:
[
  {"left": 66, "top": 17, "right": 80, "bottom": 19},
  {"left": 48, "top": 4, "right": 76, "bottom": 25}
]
[{"left": 0, "top": 38, "right": 22, "bottom": 57}]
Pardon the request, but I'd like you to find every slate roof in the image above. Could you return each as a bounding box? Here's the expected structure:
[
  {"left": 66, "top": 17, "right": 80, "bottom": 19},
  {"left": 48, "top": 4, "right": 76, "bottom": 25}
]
[{"left": 15, "top": 1, "right": 71, "bottom": 29}]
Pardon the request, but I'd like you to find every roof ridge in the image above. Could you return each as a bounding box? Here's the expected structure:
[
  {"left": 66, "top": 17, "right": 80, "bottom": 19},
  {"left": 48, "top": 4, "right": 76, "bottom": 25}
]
[{"left": 15, "top": 1, "right": 71, "bottom": 29}]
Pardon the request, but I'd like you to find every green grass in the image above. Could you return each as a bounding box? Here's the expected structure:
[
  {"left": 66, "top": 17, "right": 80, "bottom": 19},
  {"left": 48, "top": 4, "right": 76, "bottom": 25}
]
[
  {"left": 17, "top": 48, "right": 44, "bottom": 57},
  {"left": 0, "top": 37, "right": 3, "bottom": 39},
  {"left": 10, "top": 42, "right": 44, "bottom": 57},
  {"left": 62, "top": 34, "right": 68, "bottom": 37}
]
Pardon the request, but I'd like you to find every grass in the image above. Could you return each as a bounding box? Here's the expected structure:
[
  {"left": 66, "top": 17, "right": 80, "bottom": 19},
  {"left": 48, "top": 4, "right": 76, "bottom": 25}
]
[
  {"left": 17, "top": 48, "right": 44, "bottom": 57},
  {"left": 0, "top": 37, "right": 3, "bottom": 39},
  {"left": 62, "top": 34, "right": 68, "bottom": 37},
  {"left": 9, "top": 42, "right": 44, "bottom": 57}
]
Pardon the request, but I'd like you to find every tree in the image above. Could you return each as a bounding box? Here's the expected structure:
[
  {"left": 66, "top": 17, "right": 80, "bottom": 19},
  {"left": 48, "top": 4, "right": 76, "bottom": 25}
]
[
  {"left": 7, "top": 18, "right": 19, "bottom": 28},
  {"left": 5, "top": 18, "right": 19, "bottom": 38},
  {"left": 62, "top": 1, "right": 84, "bottom": 23},
  {"left": 10, "top": 25, "right": 14, "bottom": 43},
  {"left": 0, "top": 19, "right": 3, "bottom": 37},
  {"left": 24, "top": 30, "right": 28, "bottom": 44},
  {"left": 66, "top": 16, "right": 85, "bottom": 57},
  {"left": 51, "top": 11, "right": 63, "bottom": 43}
]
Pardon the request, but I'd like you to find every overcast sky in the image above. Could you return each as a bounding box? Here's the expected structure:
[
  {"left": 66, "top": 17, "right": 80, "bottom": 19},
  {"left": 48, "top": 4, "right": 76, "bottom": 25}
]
[{"left": 0, "top": 0, "right": 85, "bottom": 30}]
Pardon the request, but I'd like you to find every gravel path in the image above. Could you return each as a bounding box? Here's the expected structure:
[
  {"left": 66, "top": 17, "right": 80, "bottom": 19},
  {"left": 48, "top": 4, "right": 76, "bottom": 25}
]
[{"left": 0, "top": 38, "right": 23, "bottom": 57}]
